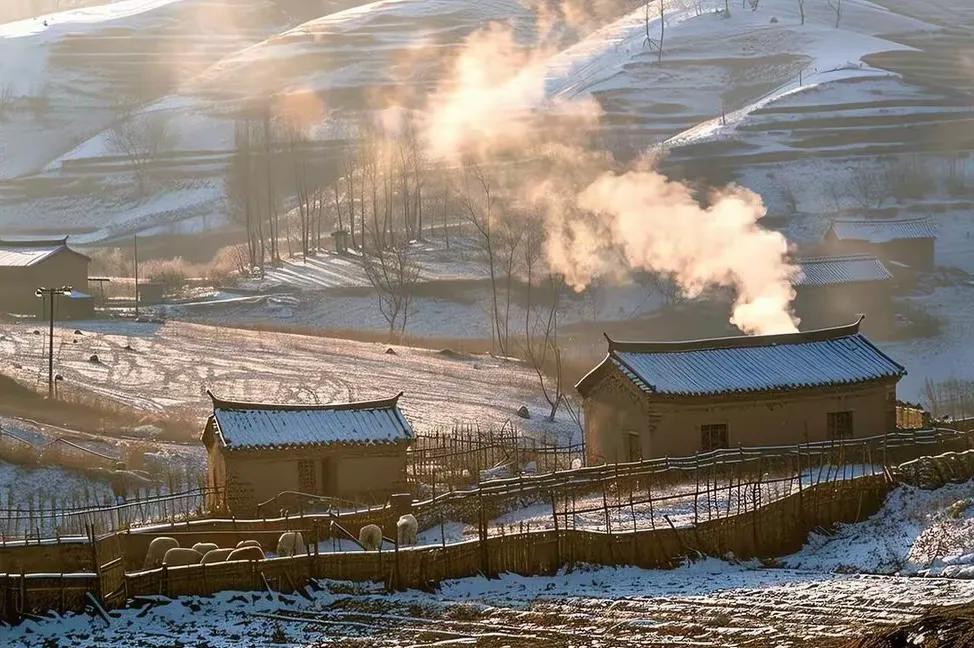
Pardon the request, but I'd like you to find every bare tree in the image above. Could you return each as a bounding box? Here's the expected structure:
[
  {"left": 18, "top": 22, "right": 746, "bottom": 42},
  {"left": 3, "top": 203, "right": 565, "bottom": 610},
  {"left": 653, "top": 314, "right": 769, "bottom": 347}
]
[
  {"left": 107, "top": 112, "right": 173, "bottom": 195},
  {"left": 260, "top": 103, "right": 281, "bottom": 265},
  {"left": 362, "top": 243, "right": 421, "bottom": 338},
  {"left": 643, "top": 0, "right": 665, "bottom": 63},
  {"left": 826, "top": 0, "right": 841, "bottom": 28},
  {"left": 847, "top": 163, "right": 889, "bottom": 210},
  {"left": 0, "top": 84, "right": 14, "bottom": 119},
  {"left": 497, "top": 211, "right": 525, "bottom": 355},
  {"left": 525, "top": 273, "right": 568, "bottom": 422},
  {"left": 457, "top": 162, "right": 506, "bottom": 356},
  {"left": 226, "top": 119, "right": 262, "bottom": 271},
  {"left": 283, "top": 121, "right": 317, "bottom": 262}
]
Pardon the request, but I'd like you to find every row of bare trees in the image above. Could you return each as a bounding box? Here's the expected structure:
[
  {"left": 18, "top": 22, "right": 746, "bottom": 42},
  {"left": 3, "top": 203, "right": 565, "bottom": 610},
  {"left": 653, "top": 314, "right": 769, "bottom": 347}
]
[
  {"left": 222, "top": 102, "right": 584, "bottom": 422},
  {"left": 225, "top": 106, "right": 444, "bottom": 274}
]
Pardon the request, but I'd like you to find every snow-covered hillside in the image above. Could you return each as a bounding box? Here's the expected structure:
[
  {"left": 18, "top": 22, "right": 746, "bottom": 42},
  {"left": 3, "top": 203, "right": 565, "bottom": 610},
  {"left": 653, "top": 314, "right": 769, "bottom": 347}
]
[
  {"left": 0, "top": 0, "right": 953, "bottom": 241},
  {"left": 0, "top": 319, "right": 581, "bottom": 439}
]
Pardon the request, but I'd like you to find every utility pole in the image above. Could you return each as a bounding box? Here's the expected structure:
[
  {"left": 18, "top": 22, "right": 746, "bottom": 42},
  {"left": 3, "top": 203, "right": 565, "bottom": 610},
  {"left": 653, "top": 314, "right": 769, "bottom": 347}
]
[
  {"left": 35, "top": 286, "right": 72, "bottom": 399},
  {"left": 134, "top": 234, "right": 140, "bottom": 319}
]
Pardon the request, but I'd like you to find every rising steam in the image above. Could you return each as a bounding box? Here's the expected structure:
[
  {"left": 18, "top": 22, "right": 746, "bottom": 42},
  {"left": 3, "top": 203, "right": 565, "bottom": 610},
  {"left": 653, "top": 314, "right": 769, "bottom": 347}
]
[
  {"left": 420, "top": 12, "right": 799, "bottom": 335},
  {"left": 546, "top": 169, "right": 798, "bottom": 335}
]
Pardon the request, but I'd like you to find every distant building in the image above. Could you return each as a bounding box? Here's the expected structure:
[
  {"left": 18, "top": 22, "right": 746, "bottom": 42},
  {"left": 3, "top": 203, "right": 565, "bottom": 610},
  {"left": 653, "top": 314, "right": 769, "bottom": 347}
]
[
  {"left": 793, "top": 255, "right": 893, "bottom": 334},
  {"left": 0, "top": 237, "right": 92, "bottom": 318},
  {"left": 201, "top": 391, "right": 415, "bottom": 513},
  {"left": 576, "top": 319, "right": 905, "bottom": 463},
  {"left": 825, "top": 218, "right": 935, "bottom": 269}
]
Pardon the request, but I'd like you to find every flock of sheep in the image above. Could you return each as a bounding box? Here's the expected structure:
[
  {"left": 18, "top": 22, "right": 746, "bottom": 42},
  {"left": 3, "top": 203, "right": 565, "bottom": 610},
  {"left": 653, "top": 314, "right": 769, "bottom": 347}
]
[{"left": 142, "top": 514, "right": 419, "bottom": 569}]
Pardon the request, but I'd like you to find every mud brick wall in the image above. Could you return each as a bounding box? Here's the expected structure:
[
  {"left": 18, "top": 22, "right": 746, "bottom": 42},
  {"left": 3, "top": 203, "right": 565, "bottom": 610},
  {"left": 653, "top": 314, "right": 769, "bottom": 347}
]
[{"left": 0, "top": 538, "right": 94, "bottom": 574}]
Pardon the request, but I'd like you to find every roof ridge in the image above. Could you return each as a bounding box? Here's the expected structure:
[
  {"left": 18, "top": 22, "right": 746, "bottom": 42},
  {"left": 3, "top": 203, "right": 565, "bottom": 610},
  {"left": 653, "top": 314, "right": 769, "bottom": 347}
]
[
  {"left": 605, "top": 317, "right": 865, "bottom": 354},
  {"left": 796, "top": 254, "right": 883, "bottom": 264},
  {"left": 830, "top": 216, "right": 930, "bottom": 224},
  {"left": 207, "top": 389, "right": 404, "bottom": 412},
  {"left": 0, "top": 237, "right": 69, "bottom": 248}
]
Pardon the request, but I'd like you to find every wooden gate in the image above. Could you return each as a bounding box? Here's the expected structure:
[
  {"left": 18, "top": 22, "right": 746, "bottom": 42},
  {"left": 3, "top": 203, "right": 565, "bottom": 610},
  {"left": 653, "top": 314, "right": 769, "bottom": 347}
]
[{"left": 91, "top": 528, "right": 126, "bottom": 610}]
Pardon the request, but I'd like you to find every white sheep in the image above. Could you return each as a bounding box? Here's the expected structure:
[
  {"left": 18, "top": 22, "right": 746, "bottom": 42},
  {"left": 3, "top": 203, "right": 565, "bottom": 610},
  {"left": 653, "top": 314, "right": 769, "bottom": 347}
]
[
  {"left": 192, "top": 542, "right": 219, "bottom": 555},
  {"left": 201, "top": 548, "right": 235, "bottom": 564},
  {"left": 358, "top": 524, "right": 383, "bottom": 551},
  {"left": 143, "top": 537, "right": 179, "bottom": 570},
  {"left": 236, "top": 539, "right": 262, "bottom": 550},
  {"left": 397, "top": 514, "right": 418, "bottom": 546},
  {"left": 276, "top": 531, "right": 306, "bottom": 557},
  {"left": 162, "top": 547, "right": 203, "bottom": 567},
  {"left": 227, "top": 546, "right": 265, "bottom": 562}
]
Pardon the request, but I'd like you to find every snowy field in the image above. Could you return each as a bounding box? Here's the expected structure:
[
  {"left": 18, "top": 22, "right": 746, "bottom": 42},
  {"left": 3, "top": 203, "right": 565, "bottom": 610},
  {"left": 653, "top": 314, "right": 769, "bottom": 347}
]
[
  {"left": 0, "top": 416, "right": 205, "bottom": 528},
  {"left": 234, "top": 238, "right": 488, "bottom": 292},
  {"left": 785, "top": 479, "right": 974, "bottom": 576},
  {"left": 0, "top": 320, "right": 580, "bottom": 439},
  {"left": 173, "top": 277, "right": 665, "bottom": 340},
  {"left": 5, "top": 559, "right": 974, "bottom": 646}
]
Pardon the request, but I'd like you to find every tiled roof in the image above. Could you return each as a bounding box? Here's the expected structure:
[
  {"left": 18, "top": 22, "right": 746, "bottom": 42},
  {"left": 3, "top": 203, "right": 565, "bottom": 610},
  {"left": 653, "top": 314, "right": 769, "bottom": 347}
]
[
  {"left": 576, "top": 319, "right": 905, "bottom": 398},
  {"left": 207, "top": 392, "right": 414, "bottom": 451},
  {"left": 0, "top": 237, "right": 87, "bottom": 267},
  {"left": 828, "top": 218, "right": 935, "bottom": 243},
  {"left": 794, "top": 255, "right": 892, "bottom": 287}
]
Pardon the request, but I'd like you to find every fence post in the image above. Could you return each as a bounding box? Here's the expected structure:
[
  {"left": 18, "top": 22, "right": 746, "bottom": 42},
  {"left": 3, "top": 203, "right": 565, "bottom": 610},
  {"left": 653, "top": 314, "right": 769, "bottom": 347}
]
[
  {"left": 693, "top": 458, "right": 700, "bottom": 526},
  {"left": 478, "top": 491, "right": 489, "bottom": 578},
  {"left": 550, "top": 491, "right": 560, "bottom": 567}
]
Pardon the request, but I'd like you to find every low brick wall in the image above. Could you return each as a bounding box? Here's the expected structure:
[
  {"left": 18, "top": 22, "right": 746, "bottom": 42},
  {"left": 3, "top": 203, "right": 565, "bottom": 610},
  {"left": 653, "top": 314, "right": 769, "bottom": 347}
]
[{"left": 0, "top": 537, "right": 93, "bottom": 574}]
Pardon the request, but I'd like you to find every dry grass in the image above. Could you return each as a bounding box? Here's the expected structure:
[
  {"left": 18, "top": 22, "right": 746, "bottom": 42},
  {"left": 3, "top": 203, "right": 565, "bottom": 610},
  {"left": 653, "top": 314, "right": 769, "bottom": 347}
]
[
  {"left": 87, "top": 244, "right": 246, "bottom": 296},
  {"left": 843, "top": 605, "right": 974, "bottom": 647},
  {"left": 0, "top": 373, "right": 198, "bottom": 442}
]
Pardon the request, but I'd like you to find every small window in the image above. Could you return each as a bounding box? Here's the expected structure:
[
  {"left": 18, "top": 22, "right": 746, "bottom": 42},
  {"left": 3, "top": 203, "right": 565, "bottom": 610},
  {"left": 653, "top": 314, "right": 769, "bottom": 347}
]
[
  {"left": 626, "top": 432, "right": 642, "bottom": 462},
  {"left": 298, "top": 459, "right": 317, "bottom": 494},
  {"left": 701, "top": 424, "right": 728, "bottom": 452},
  {"left": 828, "top": 411, "right": 854, "bottom": 440}
]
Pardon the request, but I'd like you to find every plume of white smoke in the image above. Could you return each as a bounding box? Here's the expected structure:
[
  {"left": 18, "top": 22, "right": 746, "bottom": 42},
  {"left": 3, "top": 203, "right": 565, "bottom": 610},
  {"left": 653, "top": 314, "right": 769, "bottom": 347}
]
[
  {"left": 418, "top": 14, "right": 799, "bottom": 335},
  {"left": 539, "top": 168, "right": 798, "bottom": 335},
  {"left": 422, "top": 22, "right": 600, "bottom": 161}
]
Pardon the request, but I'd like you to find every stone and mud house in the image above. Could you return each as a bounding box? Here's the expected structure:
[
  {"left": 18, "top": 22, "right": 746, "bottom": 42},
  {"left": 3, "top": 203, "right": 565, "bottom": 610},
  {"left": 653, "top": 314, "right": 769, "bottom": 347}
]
[
  {"left": 825, "top": 217, "right": 935, "bottom": 270},
  {"left": 202, "top": 391, "right": 414, "bottom": 513},
  {"left": 576, "top": 319, "right": 906, "bottom": 464},
  {"left": 793, "top": 255, "right": 893, "bottom": 335},
  {"left": 0, "top": 237, "right": 92, "bottom": 318}
]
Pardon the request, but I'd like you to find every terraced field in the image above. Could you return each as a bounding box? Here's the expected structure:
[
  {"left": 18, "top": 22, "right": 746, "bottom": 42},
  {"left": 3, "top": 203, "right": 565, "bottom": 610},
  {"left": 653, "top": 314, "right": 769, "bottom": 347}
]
[{"left": 7, "top": 564, "right": 974, "bottom": 646}]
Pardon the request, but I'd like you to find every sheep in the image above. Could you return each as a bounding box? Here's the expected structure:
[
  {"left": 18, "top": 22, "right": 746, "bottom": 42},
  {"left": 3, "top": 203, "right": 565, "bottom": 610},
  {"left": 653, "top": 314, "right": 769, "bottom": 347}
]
[
  {"left": 143, "top": 537, "right": 179, "bottom": 570},
  {"left": 201, "top": 548, "right": 235, "bottom": 564},
  {"left": 397, "top": 514, "right": 418, "bottom": 547},
  {"left": 192, "top": 542, "right": 219, "bottom": 555},
  {"left": 226, "top": 546, "right": 265, "bottom": 562},
  {"left": 236, "top": 539, "right": 262, "bottom": 550},
  {"left": 162, "top": 548, "right": 203, "bottom": 567},
  {"left": 358, "top": 524, "right": 383, "bottom": 551},
  {"left": 276, "top": 531, "right": 306, "bottom": 557}
]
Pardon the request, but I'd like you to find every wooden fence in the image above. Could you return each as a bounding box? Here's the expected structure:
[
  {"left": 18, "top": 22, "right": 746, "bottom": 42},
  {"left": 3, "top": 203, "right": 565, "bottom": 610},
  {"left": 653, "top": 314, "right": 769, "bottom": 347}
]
[
  {"left": 408, "top": 428, "right": 586, "bottom": 492},
  {"left": 0, "top": 428, "right": 967, "bottom": 543},
  {"left": 410, "top": 427, "right": 970, "bottom": 530},
  {"left": 3, "top": 437, "right": 974, "bottom": 624},
  {"left": 0, "top": 488, "right": 217, "bottom": 541}
]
